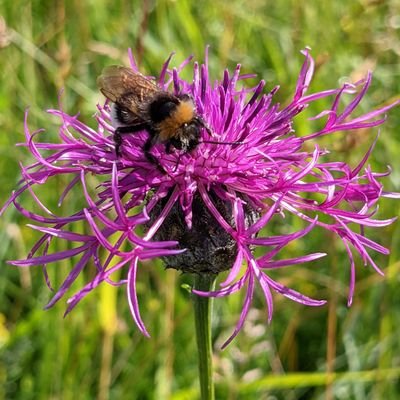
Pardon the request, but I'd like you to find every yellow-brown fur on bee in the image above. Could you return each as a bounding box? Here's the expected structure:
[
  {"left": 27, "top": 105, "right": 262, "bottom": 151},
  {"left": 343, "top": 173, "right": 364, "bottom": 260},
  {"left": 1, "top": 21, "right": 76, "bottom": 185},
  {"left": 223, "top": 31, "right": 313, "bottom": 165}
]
[{"left": 157, "top": 98, "right": 196, "bottom": 141}]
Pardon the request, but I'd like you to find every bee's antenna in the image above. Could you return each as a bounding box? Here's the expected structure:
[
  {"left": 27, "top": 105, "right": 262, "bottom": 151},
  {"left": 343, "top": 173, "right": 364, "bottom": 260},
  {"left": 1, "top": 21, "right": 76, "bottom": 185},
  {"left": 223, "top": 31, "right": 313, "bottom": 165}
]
[
  {"left": 200, "top": 140, "right": 244, "bottom": 146},
  {"left": 173, "top": 152, "right": 182, "bottom": 172},
  {"left": 198, "top": 118, "right": 244, "bottom": 146}
]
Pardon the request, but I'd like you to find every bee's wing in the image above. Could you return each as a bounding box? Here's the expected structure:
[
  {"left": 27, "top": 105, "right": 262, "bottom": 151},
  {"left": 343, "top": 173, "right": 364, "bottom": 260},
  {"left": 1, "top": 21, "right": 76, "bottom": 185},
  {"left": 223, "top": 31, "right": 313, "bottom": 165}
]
[{"left": 97, "top": 66, "right": 160, "bottom": 113}]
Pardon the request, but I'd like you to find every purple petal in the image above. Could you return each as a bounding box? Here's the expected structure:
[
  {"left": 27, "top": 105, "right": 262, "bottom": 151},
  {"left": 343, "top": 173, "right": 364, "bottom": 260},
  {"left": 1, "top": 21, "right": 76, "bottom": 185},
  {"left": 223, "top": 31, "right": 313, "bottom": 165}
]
[
  {"left": 221, "top": 271, "right": 255, "bottom": 349},
  {"left": 127, "top": 257, "right": 150, "bottom": 337},
  {"left": 45, "top": 250, "right": 93, "bottom": 309},
  {"left": 258, "top": 252, "right": 326, "bottom": 269},
  {"left": 9, "top": 244, "right": 92, "bottom": 267},
  {"left": 220, "top": 248, "right": 244, "bottom": 287}
]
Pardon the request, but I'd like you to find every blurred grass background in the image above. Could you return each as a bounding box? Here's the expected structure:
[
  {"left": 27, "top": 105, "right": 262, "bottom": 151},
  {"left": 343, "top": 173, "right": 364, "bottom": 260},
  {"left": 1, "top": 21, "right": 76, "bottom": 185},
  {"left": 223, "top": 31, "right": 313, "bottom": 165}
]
[{"left": 0, "top": 0, "right": 400, "bottom": 399}]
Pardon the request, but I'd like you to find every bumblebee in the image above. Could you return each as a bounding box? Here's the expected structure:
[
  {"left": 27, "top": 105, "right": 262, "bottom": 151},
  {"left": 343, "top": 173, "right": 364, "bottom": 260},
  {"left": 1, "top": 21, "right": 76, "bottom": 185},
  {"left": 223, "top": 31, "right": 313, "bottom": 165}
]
[{"left": 97, "top": 65, "right": 211, "bottom": 163}]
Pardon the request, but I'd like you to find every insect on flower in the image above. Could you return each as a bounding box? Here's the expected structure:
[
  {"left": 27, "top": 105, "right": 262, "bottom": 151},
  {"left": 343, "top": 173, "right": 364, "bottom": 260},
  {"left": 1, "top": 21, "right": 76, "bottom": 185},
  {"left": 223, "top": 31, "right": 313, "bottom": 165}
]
[
  {"left": 97, "top": 65, "right": 215, "bottom": 163},
  {"left": 2, "top": 48, "right": 399, "bottom": 348}
]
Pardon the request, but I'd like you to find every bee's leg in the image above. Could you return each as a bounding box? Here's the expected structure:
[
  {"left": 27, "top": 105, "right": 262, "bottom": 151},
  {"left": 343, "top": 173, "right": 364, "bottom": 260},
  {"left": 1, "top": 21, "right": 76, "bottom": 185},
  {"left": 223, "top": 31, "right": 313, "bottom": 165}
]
[
  {"left": 165, "top": 142, "right": 173, "bottom": 154},
  {"left": 143, "top": 139, "right": 158, "bottom": 165},
  {"left": 172, "top": 152, "right": 182, "bottom": 172},
  {"left": 143, "top": 134, "right": 166, "bottom": 174},
  {"left": 114, "top": 129, "right": 123, "bottom": 156},
  {"left": 114, "top": 124, "right": 148, "bottom": 156}
]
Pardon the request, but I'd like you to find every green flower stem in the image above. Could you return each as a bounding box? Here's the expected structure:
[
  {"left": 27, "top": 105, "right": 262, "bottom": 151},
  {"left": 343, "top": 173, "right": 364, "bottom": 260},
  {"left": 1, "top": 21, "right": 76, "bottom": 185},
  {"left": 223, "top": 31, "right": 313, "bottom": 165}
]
[{"left": 193, "top": 273, "right": 217, "bottom": 400}]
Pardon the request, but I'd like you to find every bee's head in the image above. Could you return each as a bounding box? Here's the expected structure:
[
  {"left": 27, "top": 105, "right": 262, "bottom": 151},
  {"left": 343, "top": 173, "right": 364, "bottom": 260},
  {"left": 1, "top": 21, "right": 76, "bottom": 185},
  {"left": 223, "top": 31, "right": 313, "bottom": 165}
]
[{"left": 170, "top": 121, "right": 201, "bottom": 152}]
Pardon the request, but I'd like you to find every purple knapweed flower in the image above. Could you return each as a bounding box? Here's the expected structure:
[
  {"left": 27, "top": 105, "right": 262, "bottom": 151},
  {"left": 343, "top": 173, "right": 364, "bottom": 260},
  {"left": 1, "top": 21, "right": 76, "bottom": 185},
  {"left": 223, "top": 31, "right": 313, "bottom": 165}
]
[{"left": 2, "top": 48, "right": 399, "bottom": 348}]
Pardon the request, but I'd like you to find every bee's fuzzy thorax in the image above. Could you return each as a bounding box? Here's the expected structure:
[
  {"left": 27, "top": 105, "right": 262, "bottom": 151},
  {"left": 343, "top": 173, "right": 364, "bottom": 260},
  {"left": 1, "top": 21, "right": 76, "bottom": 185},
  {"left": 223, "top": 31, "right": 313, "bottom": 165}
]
[{"left": 158, "top": 99, "right": 196, "bottom": 140}]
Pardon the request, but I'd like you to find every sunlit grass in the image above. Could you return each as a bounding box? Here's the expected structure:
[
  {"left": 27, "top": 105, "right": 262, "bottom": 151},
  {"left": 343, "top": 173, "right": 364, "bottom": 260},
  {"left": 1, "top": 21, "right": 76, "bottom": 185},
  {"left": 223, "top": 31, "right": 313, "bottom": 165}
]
[{"left": 0, "top": 1, "right": 399, "bottom": 399}]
